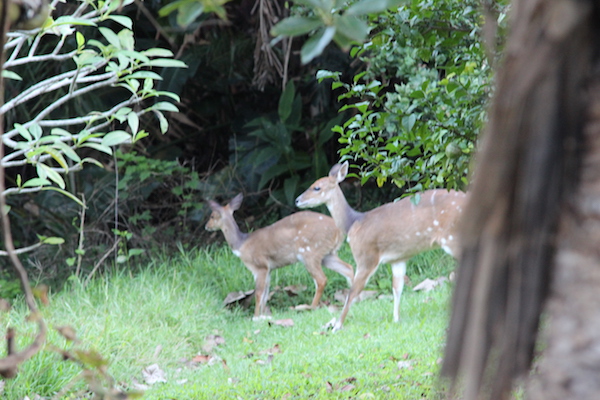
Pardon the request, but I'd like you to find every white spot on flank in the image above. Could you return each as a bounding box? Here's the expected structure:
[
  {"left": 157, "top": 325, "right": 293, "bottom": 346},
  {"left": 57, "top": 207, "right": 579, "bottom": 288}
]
[
  {"left": 299, "top": 248, "right": 305, "bottom": 253},
  {"left": 306, "top": 246, "right": 311, "bottom": 252},
  {"left": 449, "top": 235, "right": 454, "bottom": 241},
  {"left": 441, "top": 210, "right": 445, "bottom": 214},
  {"left": 441, "top": 238, "right": 447, "bottom": 245},
  {"left": 416, "top": 232, "right": 421, "bottom": 236},
  {"left": 319, "top": 216, "right": 323, "bottom": 220},
  {"left": 232, "top": 250, "right": 241, "bottom": 257},
  {"left": 427, "top": 227, "right": 432, "bottom": 232},
  {"left": 433, "top": 220, "right": 439, "bottom": 226},
  {"left": 451, "top": 201, "right": 456, "bottom": 205}
]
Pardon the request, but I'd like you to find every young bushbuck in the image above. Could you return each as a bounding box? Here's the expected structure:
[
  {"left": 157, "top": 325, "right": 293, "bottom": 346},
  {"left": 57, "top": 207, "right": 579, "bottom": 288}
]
[
  {"left": 205, "top": 193, "right": 355, "bottom": 320},
  {"left": 295, "top": 162, "right": 466, "bottom": 331}
]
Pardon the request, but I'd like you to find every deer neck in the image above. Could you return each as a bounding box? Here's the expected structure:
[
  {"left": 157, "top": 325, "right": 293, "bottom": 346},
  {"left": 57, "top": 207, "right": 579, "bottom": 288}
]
[
  {"left": 220, "top": 217, "right": 249, "bottom": 253},
  {"left": 327, "top": 186, "right": 364, "bottom": 235}
]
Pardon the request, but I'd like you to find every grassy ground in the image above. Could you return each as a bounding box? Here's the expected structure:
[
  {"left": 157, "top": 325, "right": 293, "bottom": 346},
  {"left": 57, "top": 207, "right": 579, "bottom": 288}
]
[{"left": 1, "top": 245, "right": 455, "bottom": 399}]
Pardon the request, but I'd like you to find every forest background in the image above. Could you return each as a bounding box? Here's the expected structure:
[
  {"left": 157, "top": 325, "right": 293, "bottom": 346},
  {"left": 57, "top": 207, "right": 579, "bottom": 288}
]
[
  {"left": 0, "top": 0, "right": 507, "bottom": 396},
  {"left": 0, "top": 0, "right": 506, "bottom": 287}
]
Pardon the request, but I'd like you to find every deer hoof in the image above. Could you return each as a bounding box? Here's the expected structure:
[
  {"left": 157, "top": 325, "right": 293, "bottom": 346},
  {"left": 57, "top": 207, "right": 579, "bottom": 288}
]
[
  {"left": 292, "top": 304, "right": 313, "bottom": 311},
  {"left": 252, "top": 315, "right": 272, "bottom": 322},
  {"left": 322, "top": 317, "right": 338, "bottom": 331}
]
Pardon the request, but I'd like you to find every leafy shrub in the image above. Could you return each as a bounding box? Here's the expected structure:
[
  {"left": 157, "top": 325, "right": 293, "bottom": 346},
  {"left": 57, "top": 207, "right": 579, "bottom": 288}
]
[{"left": 322, "top": 0, "right": 508, "bottom": 192}]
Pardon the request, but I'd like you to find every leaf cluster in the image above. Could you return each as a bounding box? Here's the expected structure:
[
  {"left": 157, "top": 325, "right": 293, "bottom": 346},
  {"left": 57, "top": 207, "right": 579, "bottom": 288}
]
[
  {"left": 324, "top": 0, "right": 508, "bottom": 191},
  {"left": 271, "top": 0, "right": 403, "bottom": 64}
]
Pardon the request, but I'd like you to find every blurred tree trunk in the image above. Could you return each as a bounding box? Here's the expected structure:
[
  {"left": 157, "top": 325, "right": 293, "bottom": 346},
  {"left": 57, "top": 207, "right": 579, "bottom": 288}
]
[
  {"left": 526, "top": 78, "right": 600, "bottom": 399},
  {"left": 442, "top": 0, "right": 600, "bottom": 399}
]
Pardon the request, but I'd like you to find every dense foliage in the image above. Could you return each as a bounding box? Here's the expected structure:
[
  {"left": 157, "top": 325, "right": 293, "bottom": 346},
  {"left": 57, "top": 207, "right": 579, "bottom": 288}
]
[
  {"left": 327, "top": 0, "right": 507, "bottom": 192},
  {"left": 1, "top": 0, "right": 508, "bottom": 282}
]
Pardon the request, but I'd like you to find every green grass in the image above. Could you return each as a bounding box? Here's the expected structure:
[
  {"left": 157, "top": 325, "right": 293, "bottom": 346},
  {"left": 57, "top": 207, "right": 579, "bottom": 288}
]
[{"left": 1, "top": 245, "right": 455, "bottom": 399}]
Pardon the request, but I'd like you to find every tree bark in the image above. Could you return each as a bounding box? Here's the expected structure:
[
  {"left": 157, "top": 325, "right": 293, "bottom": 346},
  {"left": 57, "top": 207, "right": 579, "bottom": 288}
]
[
  {"left": 526, "top": 78, "right": 600, "bottom": 399},
  {"left": 441, "top": 1, "right": 600, "bottom": 399}
]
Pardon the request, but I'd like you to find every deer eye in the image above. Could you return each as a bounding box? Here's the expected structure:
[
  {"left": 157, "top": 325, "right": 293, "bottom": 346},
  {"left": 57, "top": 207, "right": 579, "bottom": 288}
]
[{"left": 313, "top": 186, "right": 321, "bottom": 192}]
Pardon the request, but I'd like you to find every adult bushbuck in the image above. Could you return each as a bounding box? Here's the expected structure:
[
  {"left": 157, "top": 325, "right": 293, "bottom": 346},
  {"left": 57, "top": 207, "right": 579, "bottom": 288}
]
[
  {"left": 296, "top": 162, "right": 466, "bottom": 331},
  {"left": 205, "top": 193, "right": 354, "bottom": 320}
]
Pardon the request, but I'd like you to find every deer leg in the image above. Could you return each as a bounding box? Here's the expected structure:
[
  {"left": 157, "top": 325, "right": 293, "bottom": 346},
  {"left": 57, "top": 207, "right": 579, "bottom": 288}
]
[
  {"left": 252, "top": 268, "right": 271, "bottom": 320},
  {"left": 334, "top": 256, "right": 379, "bottom": 331},
  {"left": 303, "top": 257, "right": 327, "bottom": 309},
  {"left": 391, "top": 261, "right": 407, "bottom": 323},
  {"left": 323, "top": 254, "right": 355, "bottom": 285}
]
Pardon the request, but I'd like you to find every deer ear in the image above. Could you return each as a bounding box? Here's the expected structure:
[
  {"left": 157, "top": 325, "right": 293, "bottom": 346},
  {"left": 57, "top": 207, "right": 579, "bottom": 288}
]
[
  {"left": 229, "top": 193, "right": 244, "bottom": 211},
  {"left": 207, "top": 200, "right": 221, "bottom": 211},
  {"left": 331, "top": 161, "right": 349, "bottom": 183}
]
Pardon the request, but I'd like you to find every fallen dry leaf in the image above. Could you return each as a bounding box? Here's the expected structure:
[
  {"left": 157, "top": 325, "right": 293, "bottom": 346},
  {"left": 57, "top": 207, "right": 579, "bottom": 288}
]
[
  {"left": 269, "top": 318, "right": 294, "bottom": 327},
  {"left": 0, "top": 299, "right": 11, "bottom": 312},
  {"left": 255, "top": 355, "right": 274, "bottom": 365},
  {"left": 397, "top": 360, "right": 414, "bottom": 370},
  {"left": 283, "top": 284, "right": 307, "bottom": 296},
  {"left": 55, "top": 325, "right": 78, "bottom": 342},
  {"left": 223, "top": 290, "right": 254, "bottom": 307},
  {"left": 291, "top": 304, "right": 313, "bottom": 311},
  {"left": 334, "top": 289, "right": 377, "bottom": 303},
  {"left": 131, "top": 378, "right": 150, "bottom": 391},
  {"left": 192, "top": 354, "right": 213, "bottom": 364},
  {"left": 259, "top": 344, "right": 282, "bottom": 355},
  {"left": 413, "top": 277, "right": 448, "bottom": 292},
  {"left": 340, "top": 384, "right": 356, "bottom": 392},
  {"left": 202, "top": 334, "right": 226, "bottom": 353},
  {"left": 325, "top": 381, "right": 334, "bottom": 393},
  {"left": 142, "top": 364, "right": 167, "bottom": 385}
]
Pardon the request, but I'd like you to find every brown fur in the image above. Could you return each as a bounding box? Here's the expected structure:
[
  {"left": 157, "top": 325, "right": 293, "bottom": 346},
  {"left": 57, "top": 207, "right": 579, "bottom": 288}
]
[
  {"left": 296, "top": 162, "right": 466, "bottom": 330},
  {"left": 206, "top": 193, "right": 354, "bottom": 319}
]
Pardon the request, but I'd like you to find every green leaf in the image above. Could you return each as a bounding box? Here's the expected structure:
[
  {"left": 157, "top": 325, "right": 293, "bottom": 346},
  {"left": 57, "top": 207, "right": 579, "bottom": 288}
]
[
  {"left": 42, "top": 237, "right": 65, "bottom": 245},
  {"left": 346, "top": 0, "right": 389, "bottom": 16},
  {"left": 126, "top": 71, "right": 163, "bottom": 80},
  {"left": 82, "top": 142, "right": 113, "bottom": 155},
  {"left": 39, "top": 164, "right": 65, "bottom": 189},
  {"left": 2, "top": 70, "right": 22, "bottom": 81},
  {"left": 14, "top": 123, "right": 32, "bottom": 141},
  {"left": 143, "top": 48, "right": 175, "bottom": 57},
  {"left": 271, "top": 16, "right": 322, "bottom": 37},
  {"left": 99, "top": 27, "right": 121, "bottom": 48},
  {"left": 278, "top": 80, "right": 295, "bottom": 123},
  {"left": 333, "top": 15, "right": 369, "bottom": 44},
  {"left": 30, "top": 123, "right": 43, "bottom": 140},
  {"left": 151, "top": 102, "right": 179, "bottom": 112},
  {"left": 146, "top": 58, "right": 188, "bottom": 68},
  {"left": 128, "top": 113, "right": 139, "bottom": 134},
  {"left": 76, "top": 31, "right": 85, "bottom": 49},
  {"left": 102, "top": 131, "right": 131, "bottom": 147},
  {"left": 176, "top": 1, "right": 205, "bottom": 28},
  {"left": 52, "top": 141, "right": 81, "bottom": 163},
  {"left": 301, "top": 26, "right": 336, "bottom": 64},
  {"left": 284, "top": 175, "right": 300, "bottom": 206},
  {"left": 51, "top": 16, "right": 97, "bottom": 27},
  {"left": 316, "top": 70, "right": 341, "bottom": 82},
  {"left": 159, "top": 0, "right": 193, "bottom": 16},
  {"left": 23, "top": 177, "right": 51, "bottom": 188},
  {"left": 154, "top": 110, "right": 169, "bottom": 134},
  {"left": 41, "top": 187, "right": 85, "bottom": 207},
  {"left": 108, "top": 15, "right": 133, "bottom": 29}
]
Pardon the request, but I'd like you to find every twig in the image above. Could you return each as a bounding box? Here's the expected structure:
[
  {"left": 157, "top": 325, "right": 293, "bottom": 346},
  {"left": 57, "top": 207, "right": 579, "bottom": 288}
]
[
  {"left": 0, "top": 0, "right": 47, "bottom": 378},
  {"left": 84, "top": 238, "right": 121, "bottom": 287},
  {"left": 75, "top": 193, "right": 86, "bottom": 278},
  {"left": 0, "top": 242, "right": 43, "bottom": 256}
]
